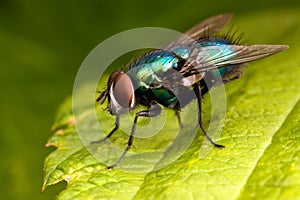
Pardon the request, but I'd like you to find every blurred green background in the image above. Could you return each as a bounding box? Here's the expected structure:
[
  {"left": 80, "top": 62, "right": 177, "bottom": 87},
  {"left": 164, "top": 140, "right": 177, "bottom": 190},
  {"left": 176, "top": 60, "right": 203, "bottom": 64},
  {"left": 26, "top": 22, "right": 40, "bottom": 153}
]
[{"left": 0, "top": 0, "right": 299, "bottom": 199}]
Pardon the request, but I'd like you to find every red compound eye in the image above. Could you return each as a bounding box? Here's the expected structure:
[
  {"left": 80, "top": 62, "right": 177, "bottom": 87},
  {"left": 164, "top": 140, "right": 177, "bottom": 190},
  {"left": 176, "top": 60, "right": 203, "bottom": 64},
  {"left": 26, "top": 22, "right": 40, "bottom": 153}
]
[{"left": 107, "top": 71, "right": 135, "bottom": 114}]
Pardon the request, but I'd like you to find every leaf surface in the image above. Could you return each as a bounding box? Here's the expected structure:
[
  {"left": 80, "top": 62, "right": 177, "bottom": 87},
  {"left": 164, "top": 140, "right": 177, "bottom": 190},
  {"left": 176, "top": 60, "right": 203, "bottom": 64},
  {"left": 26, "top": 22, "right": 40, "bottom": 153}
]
[{"left": 43, "top": 10, "right": 300, "bottom": 200}]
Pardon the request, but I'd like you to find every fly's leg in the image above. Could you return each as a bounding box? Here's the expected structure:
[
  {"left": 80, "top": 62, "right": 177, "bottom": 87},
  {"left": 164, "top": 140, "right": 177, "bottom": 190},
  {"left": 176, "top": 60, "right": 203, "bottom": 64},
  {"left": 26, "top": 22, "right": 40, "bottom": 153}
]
[
  {"left": 91, "top": 116, "right": 120, "bottom": 144},
  {"left": 108, "top": 105, "right": 161, "bottom": 169},
  {"left": 193, "top": 83, "right": 225, "bottom": 149},
  {"left": 175, "top": 109, "right": 183, "bottom": 129}
]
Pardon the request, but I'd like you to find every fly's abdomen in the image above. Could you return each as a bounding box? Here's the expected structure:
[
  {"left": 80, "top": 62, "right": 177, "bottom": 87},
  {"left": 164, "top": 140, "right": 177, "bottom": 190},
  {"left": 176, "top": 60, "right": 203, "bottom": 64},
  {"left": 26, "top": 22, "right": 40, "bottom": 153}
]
[{"left": 196, "top": 38, "right": 243, "bottom": 84}]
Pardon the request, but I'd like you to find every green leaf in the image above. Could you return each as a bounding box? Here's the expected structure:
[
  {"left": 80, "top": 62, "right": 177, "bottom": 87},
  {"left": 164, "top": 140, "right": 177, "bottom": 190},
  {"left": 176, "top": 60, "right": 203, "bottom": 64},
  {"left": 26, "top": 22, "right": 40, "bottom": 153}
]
[{"left": 43, "top": 10, "right": 300, "bottom": 199}]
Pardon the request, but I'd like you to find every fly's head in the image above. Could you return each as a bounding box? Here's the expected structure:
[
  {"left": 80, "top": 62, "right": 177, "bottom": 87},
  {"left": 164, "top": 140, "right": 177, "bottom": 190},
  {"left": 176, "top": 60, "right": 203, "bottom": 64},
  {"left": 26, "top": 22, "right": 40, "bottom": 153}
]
[{"left": 97, "top": 71, "right": 136, "bottom": 115}]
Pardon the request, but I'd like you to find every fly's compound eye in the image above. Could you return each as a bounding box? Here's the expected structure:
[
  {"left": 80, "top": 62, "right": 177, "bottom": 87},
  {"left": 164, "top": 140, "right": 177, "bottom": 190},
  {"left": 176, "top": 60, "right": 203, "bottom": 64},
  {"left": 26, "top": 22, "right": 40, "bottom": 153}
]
[{"left": 108, "top": 71, "right": 135, "bottom": 114}]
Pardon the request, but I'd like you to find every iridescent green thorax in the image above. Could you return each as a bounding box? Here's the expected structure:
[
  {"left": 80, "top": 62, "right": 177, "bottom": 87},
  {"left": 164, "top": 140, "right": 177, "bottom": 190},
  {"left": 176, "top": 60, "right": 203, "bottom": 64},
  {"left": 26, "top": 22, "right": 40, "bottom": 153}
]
[
  {"left": 128, "top": 50, "right": 180, "bottom": 88},
  {"left": 126, "top": 38, "right": 239, "bottom": 107},
  {"left": 127, "top": 50, "right": 182, "bottom": 107}
]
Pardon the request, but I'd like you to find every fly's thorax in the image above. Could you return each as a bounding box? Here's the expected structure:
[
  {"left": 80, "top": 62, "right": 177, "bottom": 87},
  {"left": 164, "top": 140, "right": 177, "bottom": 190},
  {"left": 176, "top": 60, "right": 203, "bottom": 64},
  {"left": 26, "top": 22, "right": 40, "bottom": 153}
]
[{"left": 107, "top": 71, "right": 136, "bottom": 115}]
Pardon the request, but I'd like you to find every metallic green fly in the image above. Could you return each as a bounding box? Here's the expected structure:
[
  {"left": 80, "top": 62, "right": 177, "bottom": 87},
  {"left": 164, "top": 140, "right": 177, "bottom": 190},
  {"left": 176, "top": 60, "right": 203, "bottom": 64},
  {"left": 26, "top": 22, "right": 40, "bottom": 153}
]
[{"left": 92, "top": 14, "right": 288, "bottom": 169}]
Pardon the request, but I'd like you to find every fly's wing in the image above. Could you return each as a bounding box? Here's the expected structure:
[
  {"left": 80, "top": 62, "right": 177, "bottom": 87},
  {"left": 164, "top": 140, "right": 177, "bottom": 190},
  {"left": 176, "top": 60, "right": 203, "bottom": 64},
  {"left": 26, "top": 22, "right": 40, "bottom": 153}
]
[
  {"left": 165, "top": 13, "right": 233, "bottom": 49},
  {"left": 181, "top": 44, "right": 288, "bottom": 75},
  {"left": 128, "top": 13, "right": 232, "bottom": 72},
  {"left": 184, "top": 13, "right": 233, "bottom": 40}
]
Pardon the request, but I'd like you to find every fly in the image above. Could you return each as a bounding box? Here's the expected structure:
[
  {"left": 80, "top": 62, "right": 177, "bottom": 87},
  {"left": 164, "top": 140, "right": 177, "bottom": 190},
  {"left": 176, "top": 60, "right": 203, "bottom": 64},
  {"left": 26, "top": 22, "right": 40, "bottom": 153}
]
[{"left": 92, "top": 13, "right": 288, "bottom": 169}]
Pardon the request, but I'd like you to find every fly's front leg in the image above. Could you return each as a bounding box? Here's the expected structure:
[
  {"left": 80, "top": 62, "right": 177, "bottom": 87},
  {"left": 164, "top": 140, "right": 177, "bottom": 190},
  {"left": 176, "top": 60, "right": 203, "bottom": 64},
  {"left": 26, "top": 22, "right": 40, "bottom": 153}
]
[
  {"left": 91, "top": 116, "right": 120, "bottom": 144},
  {"left": 108, "top": 104, "right": 161, "bottom": 169},
  {"left": 175, "top": 109, "right": 183, "bottom": 129},
  {"left": 192, "top": 83, "right": 225, "bottom": 149}
]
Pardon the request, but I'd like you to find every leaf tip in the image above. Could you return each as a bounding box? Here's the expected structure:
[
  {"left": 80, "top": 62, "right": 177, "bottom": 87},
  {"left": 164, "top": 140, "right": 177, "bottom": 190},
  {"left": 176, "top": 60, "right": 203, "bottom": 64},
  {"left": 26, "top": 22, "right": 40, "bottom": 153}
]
[
  {"left": 56, "top": 129, "right": 64, "bottom": 135},
  {"left": 64, "top": 176, "right": 71, "bottom": 183},
  {"left": 40, "top": 185, "right": 46, "bottom": 193},
  {"left": 45, "top": 142, "right": 51, "bottom": 147}
]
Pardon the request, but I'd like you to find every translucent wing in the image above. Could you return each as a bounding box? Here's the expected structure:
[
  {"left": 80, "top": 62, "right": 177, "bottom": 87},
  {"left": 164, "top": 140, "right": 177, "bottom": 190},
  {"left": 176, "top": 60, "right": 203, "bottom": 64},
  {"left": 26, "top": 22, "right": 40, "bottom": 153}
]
[
  {"left": 184, "top": 13, "right": 233, "bottom": 39},
  {"left": 165, "top": 13, "right": 233, "bottom": 49},
  {"left": 181, "top": 44, "right": 288, "bottom": 74}
]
